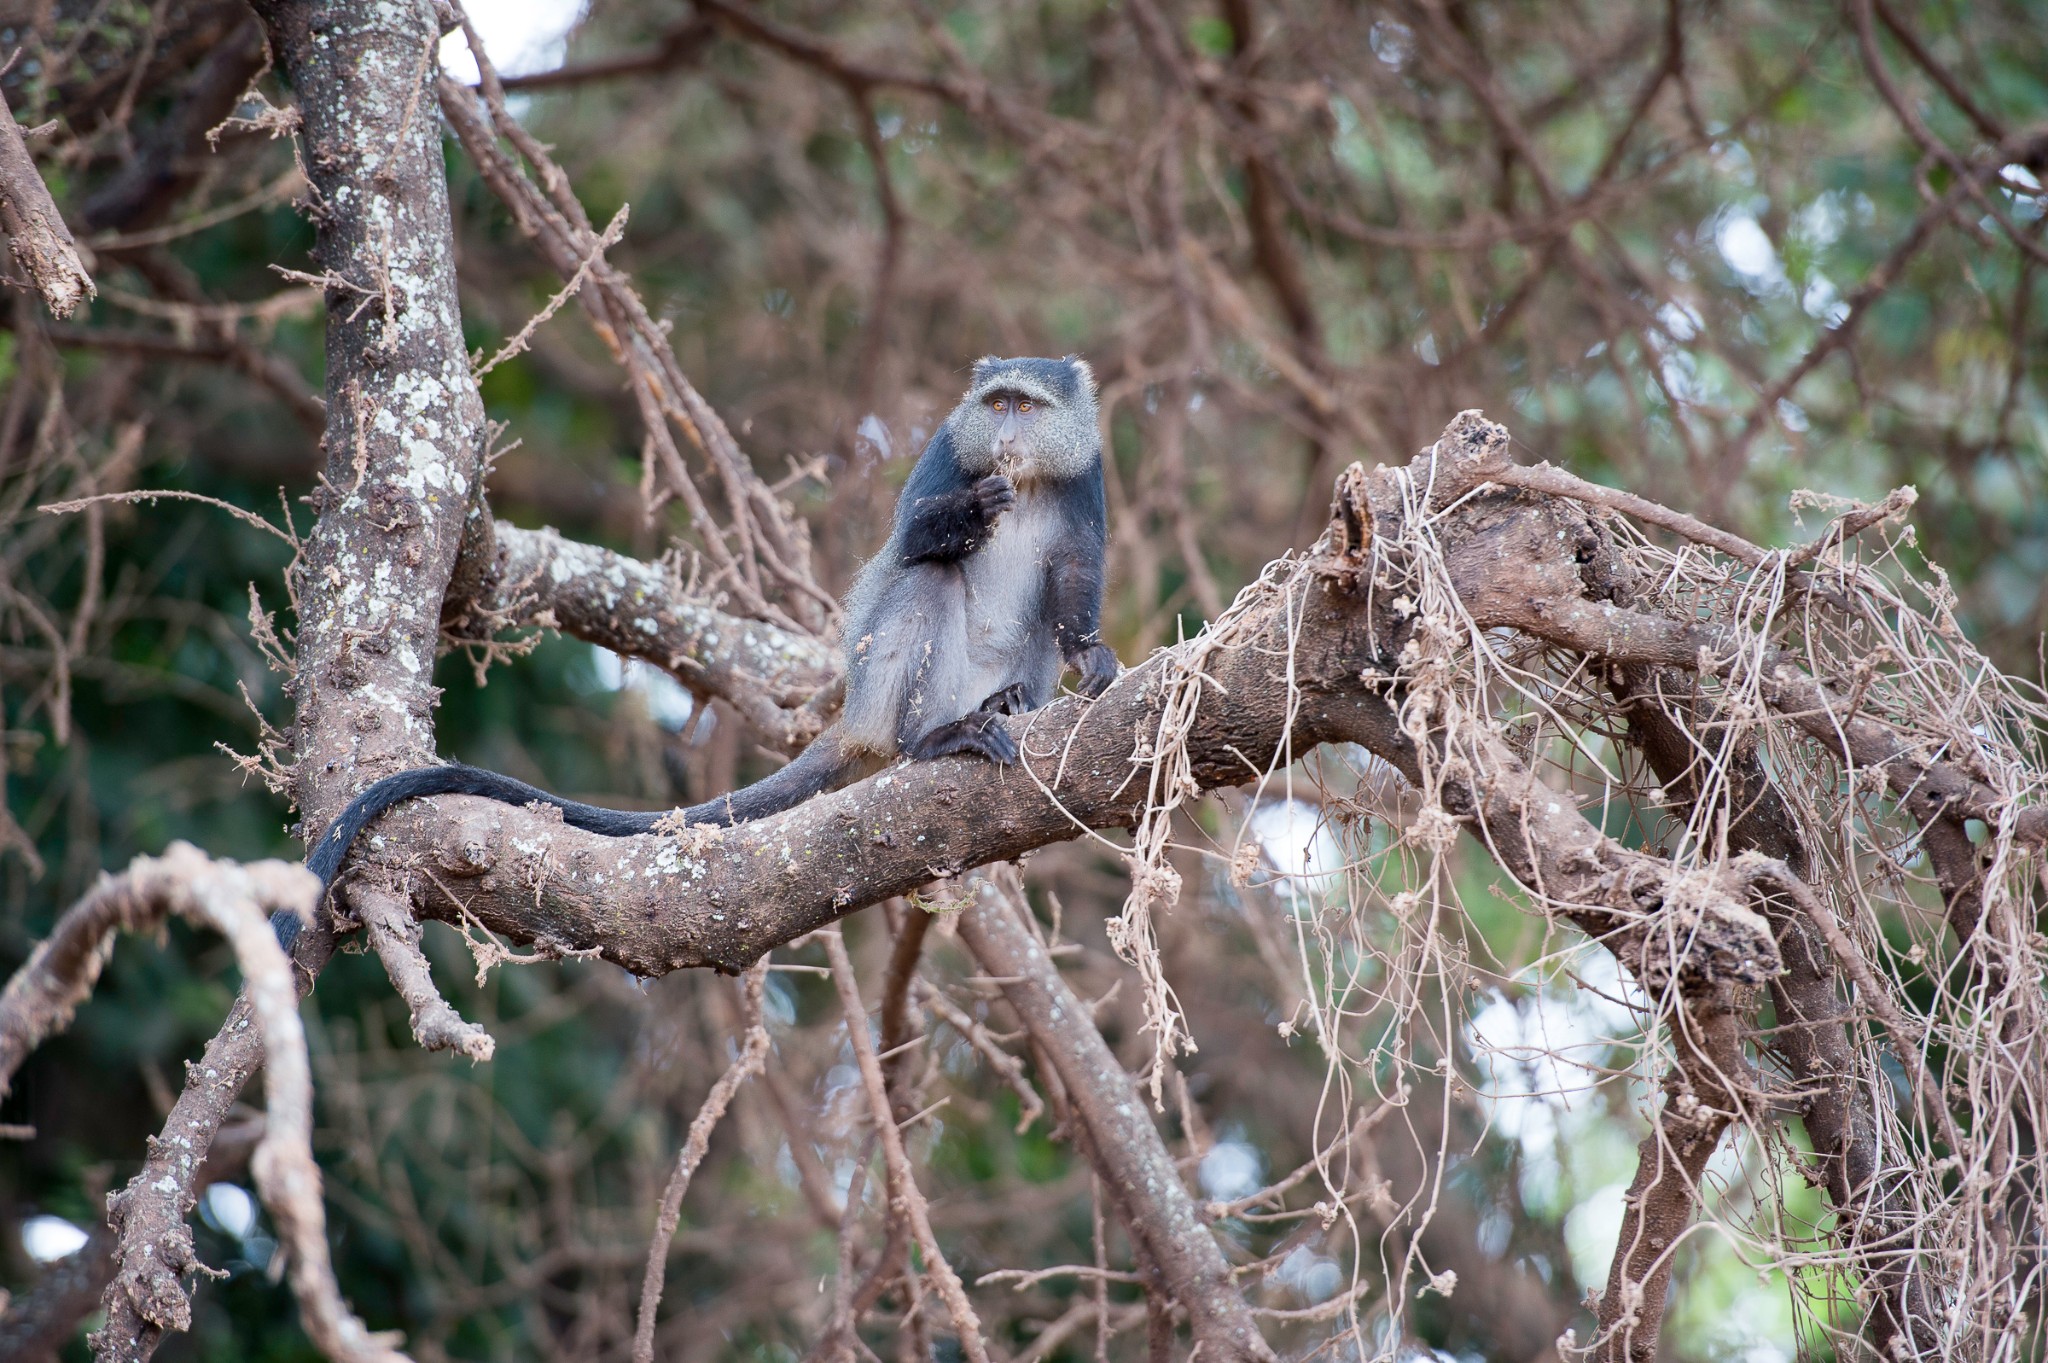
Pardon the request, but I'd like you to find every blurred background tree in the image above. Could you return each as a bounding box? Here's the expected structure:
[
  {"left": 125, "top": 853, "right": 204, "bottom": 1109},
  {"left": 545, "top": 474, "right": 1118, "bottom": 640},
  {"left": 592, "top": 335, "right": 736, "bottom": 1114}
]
[{"left": 1, "top": 1, "right": 2042, "bottom": 1359}]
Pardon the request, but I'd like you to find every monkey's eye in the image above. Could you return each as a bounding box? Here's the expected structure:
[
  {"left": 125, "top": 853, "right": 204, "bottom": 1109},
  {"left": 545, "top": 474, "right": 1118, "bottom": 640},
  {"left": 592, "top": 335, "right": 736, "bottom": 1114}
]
[
  {"left": 1016, "top": 399, "right": 1034, "bottom": 413},
  {"left": 989, "top": 397, "right": 1007, "bottom": 412}
]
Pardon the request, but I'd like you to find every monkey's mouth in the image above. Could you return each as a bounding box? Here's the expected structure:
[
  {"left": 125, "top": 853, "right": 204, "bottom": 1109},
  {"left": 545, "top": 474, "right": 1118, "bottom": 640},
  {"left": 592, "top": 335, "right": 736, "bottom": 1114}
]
[{"left": 995, "top": 451, "right": 1040, "bottom": 482}]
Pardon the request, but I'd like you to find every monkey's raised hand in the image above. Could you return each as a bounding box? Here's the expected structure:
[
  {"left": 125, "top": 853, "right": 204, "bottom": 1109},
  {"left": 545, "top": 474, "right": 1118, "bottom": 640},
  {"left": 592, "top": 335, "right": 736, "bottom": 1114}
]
[
  {"left": 971, "top": 473, "right": 1017, "bottom": 523},
  {"left": 901, "top": 474, "right": 1018, "bottom": 564}
]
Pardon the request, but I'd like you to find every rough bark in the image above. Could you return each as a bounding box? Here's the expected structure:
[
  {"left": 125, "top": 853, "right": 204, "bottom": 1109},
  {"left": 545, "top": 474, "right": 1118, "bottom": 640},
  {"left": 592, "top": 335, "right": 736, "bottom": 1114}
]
[
  {"left": 89, "top": 1, "right": 491, "bottom": 1357},
  {"left": 472, "top": 522, "right": 838, "bottom": 752},
  {"left": 0, "top": 83, "right": 94, "bottom": 317},
  {"left": 259, "top": 0, "right": 491, "bottom": 839}
]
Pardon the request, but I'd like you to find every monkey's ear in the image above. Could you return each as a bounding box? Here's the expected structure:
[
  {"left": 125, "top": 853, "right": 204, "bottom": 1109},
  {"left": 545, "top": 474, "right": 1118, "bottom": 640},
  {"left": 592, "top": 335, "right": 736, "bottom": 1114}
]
[{"left": 1064, "top": 356, "right": 1097, "bottom": 398}]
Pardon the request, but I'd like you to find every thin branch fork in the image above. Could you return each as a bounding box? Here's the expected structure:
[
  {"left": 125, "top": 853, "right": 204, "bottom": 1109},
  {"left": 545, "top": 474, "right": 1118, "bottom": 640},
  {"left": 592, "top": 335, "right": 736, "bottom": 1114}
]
[
  {"left": 955, "top": 871, "right": 1279, "bottom": 1363},
  {"left": 632, "top": 963, "right": 771, "bottom": 1363},
  {"left": 0, "top": 848, "right": 313, "bottom": 1102},
  {"left": 0, "top": 843, "right": 403, "bottom": 1363},
  {"left": 825, "top": 931, "right": 992, "bottom": 1363}
]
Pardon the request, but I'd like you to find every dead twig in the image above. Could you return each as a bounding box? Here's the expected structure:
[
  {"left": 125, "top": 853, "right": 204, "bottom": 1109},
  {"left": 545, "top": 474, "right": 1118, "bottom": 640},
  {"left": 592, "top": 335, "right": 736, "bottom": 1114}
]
[
  {"left": 824, "top": 929, "right": 994, "bottom": 1363},
  {"left": 632, "top": 962, "right": 772, "bottom": 1363},
  {"left": 0, "top": 83, "right": 94, "bottom": 317}
]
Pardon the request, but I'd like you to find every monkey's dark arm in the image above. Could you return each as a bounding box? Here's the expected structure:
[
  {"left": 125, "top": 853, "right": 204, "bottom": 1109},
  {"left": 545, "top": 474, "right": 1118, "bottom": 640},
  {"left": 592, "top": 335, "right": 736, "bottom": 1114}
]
[
  {"left": 1045, "top": 471, "right": 1118, "bottom": 697},
  {"left": 900, "top": 477, "right": 1015, "bottom": 564},
  {"left": 894, "top": 427, "right": 1015, "bottom": 565}
]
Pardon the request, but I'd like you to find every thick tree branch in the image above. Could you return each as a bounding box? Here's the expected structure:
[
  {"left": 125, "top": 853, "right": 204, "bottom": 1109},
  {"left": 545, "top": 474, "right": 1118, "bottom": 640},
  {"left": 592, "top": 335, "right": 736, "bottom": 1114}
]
[
  {"left": 335, "top": 434, "right": 1786, "bottom": 1002},
  {"left": 1593, "top": 985, "right": 1753, "bottom": 1363},
  {"left": 475, "top": 523, "right": 838, "bottom": 752},
  {"left": 1596, "top": 608, "right": 1932, "bottom": 1356},
  {"left": 90, "top": 1, "right": 495, "bottom": 1356},
  {"left": 262, "top": 0, "right": 492, "bottom": 835}
]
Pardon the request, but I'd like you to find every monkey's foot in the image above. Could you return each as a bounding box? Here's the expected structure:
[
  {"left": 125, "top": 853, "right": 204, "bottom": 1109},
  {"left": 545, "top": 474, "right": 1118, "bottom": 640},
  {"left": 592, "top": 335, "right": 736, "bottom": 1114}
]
[
  {"left": 978, "top": 682, "right": 1033, "bottom": 716},
  {"left": 907, "top": 711, "right": 1019, "bottom": 765},
  {"left": 1071, "top": 644, "right": 1120, "bottom": 698}
]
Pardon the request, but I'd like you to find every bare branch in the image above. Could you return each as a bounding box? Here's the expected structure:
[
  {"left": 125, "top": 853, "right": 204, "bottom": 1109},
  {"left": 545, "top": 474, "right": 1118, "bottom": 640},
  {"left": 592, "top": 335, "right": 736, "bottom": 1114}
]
[
  {"left": 0, "top": 843, "right": 402, "bottom": 1363},
  {"left": 632, "top": 963, "right": 771, "bottom": 1363},
  {"left": 476, "top": 524, "right": 838, "bottom": 752},
  {"left": 824, "top": 930, "right": 992, "bottom": 1363},
  {"left": 355, "top": 885, "right": 497, "bottom": 1062},
  {"left": 956, "top": 870, "right": 1278, "bottom": 1363},
  {"left": 34, "top": 322, "right": 326, "bottom": 430},
  {"left": 0, "top": 84, "right": 94, "bottom": 317}
]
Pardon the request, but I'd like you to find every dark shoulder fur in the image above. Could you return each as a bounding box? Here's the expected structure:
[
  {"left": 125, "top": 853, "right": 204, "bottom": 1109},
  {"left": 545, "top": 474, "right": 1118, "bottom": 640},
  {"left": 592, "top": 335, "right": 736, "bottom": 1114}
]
[
  {"left": 895, "top": 422, "right": 974, "bottom": 524},
  {"left": 896, "top": 423, "right": 998, "bottom": 566}
]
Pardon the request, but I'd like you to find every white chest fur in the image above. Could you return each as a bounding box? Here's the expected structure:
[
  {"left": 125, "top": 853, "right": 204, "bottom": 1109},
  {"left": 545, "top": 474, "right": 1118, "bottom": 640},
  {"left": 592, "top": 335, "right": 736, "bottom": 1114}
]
[{"left": 960, "top": 488, "right": 1056, "bottom": 667}]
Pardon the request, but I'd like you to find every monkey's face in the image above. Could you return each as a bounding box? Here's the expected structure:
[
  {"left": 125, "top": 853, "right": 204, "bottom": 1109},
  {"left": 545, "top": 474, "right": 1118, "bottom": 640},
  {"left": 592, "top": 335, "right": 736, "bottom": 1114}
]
[
  {"left": 984, "top": 390, "right": 1050, "bottom": 478},
  {"left": 954, "top": 357, "right": 1100, "bottom": 481}
]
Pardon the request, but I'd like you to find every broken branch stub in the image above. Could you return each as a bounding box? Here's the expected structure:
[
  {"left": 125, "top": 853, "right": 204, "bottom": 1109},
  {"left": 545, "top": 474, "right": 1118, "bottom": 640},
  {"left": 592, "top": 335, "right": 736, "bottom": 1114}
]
[{"left": 0, "top": 87, "right": 95, "bottom": 318}]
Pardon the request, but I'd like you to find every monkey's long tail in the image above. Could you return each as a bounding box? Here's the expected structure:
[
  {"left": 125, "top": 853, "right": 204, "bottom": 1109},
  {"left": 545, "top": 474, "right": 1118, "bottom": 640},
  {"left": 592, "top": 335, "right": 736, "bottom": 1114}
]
[
  {"left": 673, "top": 729, "right": 860, "bottom": 828},
  {"left": 277, "top": 738, "right": 860, "bottom": 951}
]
